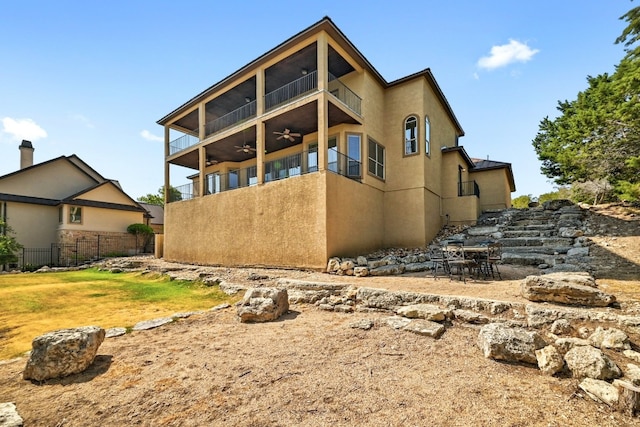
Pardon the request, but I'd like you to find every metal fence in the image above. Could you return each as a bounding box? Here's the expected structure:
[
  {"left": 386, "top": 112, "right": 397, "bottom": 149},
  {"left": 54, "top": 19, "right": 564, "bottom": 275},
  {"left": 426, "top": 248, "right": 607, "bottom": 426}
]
[{"left": 13, "top": 234, "right": 155, "bottom": 271}]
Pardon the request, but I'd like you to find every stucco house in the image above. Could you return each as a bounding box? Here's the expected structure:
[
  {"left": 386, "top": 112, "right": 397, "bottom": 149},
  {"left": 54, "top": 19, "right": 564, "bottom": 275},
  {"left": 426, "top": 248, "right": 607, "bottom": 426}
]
[
  {"left": 0, "top": 140, "right": 149, "bottom": 265},
  {"left": 157, "top": 16, "right": 515, "bottom": 270}
]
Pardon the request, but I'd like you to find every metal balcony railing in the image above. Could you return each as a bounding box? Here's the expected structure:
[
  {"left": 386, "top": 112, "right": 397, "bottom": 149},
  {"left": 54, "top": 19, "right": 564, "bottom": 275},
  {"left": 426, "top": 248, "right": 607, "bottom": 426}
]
[
  {"left": 328, "top": 73, "right": 362, "bottom": 116},
  {"left": 171, "top": 182, "right": 199, "bottom": 202},
  {"left": 265, "top": 70, "right": 318, "bottom": 111},
  {"left": 169, "top": 132, "right": 199, "bottom": 155},
  {"left": 205, "top": 165, "right": 258, "bottom": 195},
  {"left": 205, "top": 100, "right": 257, "bottom": 136},
  {"left": 458, "top": 180, "right": 480, "bottom": 197},
  {"left": 328, "top": 150, "right": 361, "bottom": 180}
]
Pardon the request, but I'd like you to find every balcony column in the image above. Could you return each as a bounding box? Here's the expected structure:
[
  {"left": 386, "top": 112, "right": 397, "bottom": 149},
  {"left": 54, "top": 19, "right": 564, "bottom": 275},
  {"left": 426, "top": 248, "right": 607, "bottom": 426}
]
[
  {"left": 198, "top": 146, "right": 206, "bottom": 197},
  {"left": 164, "top": 125, "right": 170, "bottom": 204},
  {"left": 256, "top": 69, "right": 264, "bottom": 116},
  {"left": 198, "top": 103, "right": 206, "bottom": 140},
  {"left": 256, "top": 120, "right": 265, "bottom": 185},
  {"left": 317, "top": 33, "right": 328, "bottom": 170}
]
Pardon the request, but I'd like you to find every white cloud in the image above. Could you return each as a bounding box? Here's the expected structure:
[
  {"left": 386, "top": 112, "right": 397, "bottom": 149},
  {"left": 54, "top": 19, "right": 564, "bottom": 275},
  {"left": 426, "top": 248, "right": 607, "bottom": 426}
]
[
  {"left": 140, "top": 129, "right": 163, "bottom": 142},
  {"left": 1, "top": 117, "right": 48, "bottom": 141},
  {"left": 477, "top": 39, "right": 539, "bottom": 70}
]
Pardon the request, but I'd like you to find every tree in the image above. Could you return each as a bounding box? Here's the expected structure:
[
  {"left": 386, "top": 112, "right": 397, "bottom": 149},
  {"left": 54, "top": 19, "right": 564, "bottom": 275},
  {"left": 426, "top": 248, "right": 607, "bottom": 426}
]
[
  {"left": 138, "top": 186, "right": 182, "bottom": 206},
  {"left": 511, "top": 195, "right": 532, "bottom": 209},
  {"left": 0, "top": 219, "right": 23, "bottom": 271},
  {"left": 532, "top": 5, "right": 640, "bottom": 201},
  {"left": 127, "top": 223, "right": 154, "bottom": 253}
]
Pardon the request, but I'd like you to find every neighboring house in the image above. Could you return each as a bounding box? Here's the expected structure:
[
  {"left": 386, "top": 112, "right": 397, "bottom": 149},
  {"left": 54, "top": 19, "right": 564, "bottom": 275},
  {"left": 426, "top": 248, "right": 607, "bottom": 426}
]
[
  {"left": 138, "top": 202, "right": 164, "bottom": 234},
  {"left": 157, "top": 16, "right": 515, "bottom": 270},
  {"left": 0, "top": 140, "right": 148, "bottom": 261}
]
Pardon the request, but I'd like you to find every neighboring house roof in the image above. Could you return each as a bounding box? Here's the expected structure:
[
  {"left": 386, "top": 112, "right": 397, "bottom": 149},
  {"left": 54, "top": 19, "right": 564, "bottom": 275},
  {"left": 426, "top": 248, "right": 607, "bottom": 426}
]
[
  {"left": 156, "top": 16, "right": 464, "bottom": 137},
  {"left": 0, "top": 155, "right": 146, "bottom": 213},
  {"left": 470, "top": 158, "right": 517, "bottom": 192},
  {"left": 138, "top": 202, "right": 165, "bottom": 225}
]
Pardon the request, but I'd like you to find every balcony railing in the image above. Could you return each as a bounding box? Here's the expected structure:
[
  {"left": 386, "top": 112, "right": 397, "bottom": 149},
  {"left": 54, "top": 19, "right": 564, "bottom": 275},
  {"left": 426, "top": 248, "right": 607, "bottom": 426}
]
[
  {"left": 205, "top": 165, "right": 257, "bottom": 195},
  {"left": 171, "top": 182, "right": 199, "bottom": 202},
  {"left": 328, "top": 74, "right": 362, "bottom": 116},
  {"left": 169, "top": 132, "right": 199, "bottom": 155},
  {"left": 265, "top": 70, "right": 318, "bottom": 111},
  {"left": 205, "top": 100, "right": 257, "bottom": 136},
  {"left": 458, "top": 180, "right": 480, "bottom": 197},
  {"left": 328, "top": 150, "right": 361, "bottom": 180}
]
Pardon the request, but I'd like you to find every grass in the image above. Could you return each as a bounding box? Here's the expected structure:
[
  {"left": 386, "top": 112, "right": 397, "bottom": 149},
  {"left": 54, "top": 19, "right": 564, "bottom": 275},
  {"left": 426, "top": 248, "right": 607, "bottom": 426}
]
[{"left": 0, "top": 268, "right": 236, "bottom": 360}]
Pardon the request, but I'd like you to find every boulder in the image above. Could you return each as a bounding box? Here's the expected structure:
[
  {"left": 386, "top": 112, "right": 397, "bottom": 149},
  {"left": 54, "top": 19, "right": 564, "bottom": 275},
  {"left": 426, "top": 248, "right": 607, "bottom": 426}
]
[
  {"left": 589, "top": 327, "right": 631, "bottom": 350},
  {"left": 564, "top": 345, "right": 622, "bottom": 380},
  {"left": 23, "top": 326, "right": 105, "bottom": 381},
  {"left": 579, "top": 378, "right": 619, "bottom": 407},
  {"left": 236, "top": 287, "right": 289, "bottom": 323},
  {"left": 403, "top": 319, "right": 445, "bottom": 338},
  {"left": 521, "top": 273, "right": 615, "bottom": 307},
  {"left": 536, "top": 345, "right": 565, "bottom": 376},
  {"left": 477, "top": 323, "right": 546, "bottom": 365},
  {"left": 0, "top": 402, "right": 23, "bottom": 427}
]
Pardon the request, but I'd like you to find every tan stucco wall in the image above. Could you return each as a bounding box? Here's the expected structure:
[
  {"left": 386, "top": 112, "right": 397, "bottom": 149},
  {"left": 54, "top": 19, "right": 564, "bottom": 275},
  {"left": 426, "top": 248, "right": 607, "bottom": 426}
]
[
  {"left": 3, "top": 202, "right": 59, "bottom": 248},
  {"left": 0, "top": 160, "right": 96, "bottom": 199},
  {"left": 78, "top": 184, "right": 138, "bottom": 205},
  {"left": 164, "top": 172, "right": 328, "bottom": 269},
  {"left": 59, "top": 205, "right": 144, "bottom": 233},
  {"left": 325, "top": 171, "right": 384, "bottom": 258},
  {"left": 471, "top": 169, "right": 513, "bottom": 211}
]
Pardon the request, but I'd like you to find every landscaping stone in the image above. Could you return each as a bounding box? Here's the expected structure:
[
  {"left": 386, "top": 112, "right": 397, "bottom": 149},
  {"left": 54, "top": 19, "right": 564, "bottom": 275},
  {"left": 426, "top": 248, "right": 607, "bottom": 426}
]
[
  {"left": 589, "top": 327, "right": 631, "bottom": 350},
  {"left": 0, "top": 402, "right": 23, "bottom": 427},
  {"left": 521, "top": 273, "right": 615, "bottom": 307},
  {"left": 236, "top": 287, "right": 289, "bottom": 323},
  {"left": 536, "top": 345, "right": 565, "bottom": 376},
  {"left": 403, "top": 319, "right": 445, "bottom": 338},
  {"left": 477, "top": 323, "right": 546, "bottom": 365},
  {"left": 564, "top": 345, "right": 622, "bottom": 380},
  {"left": 579, "top": 378, "right": 619, "bottom": 406}
]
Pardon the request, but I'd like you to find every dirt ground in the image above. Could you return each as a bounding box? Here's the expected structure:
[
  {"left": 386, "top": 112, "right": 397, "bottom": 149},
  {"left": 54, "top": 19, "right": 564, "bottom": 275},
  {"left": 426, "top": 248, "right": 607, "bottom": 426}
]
[{"left": 0, "top": 203, "right": 639, "bottom": 426}]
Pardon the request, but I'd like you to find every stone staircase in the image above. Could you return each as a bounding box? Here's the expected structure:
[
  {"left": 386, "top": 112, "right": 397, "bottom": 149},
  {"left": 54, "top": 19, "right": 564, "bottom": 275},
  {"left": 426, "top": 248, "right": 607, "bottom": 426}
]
[{"left": 444, "top": 200, "right": 592, "bottom": 273}]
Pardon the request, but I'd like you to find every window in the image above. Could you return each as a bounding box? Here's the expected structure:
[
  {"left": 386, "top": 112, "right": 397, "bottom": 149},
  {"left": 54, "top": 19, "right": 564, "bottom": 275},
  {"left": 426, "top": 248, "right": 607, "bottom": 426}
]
[
  {"left": 69, "top": 206, "right": 82, "bottom": 224},
  {"left": 307, "top": 143, "right": 318, "bottom": 173},
  {"left": 206, "top": 173, "right": 221, "bottom": 194},
  {"left": 247, "top": 166, "right": 257, "bottom": 186},
  {"left": 404, "top": 116, "right": 418, "bottom": 155},
  {"left": 347, "top": 134, "right": 361, "bottom": 177},
  {"left": 328, "top": 136, "right": 338, "bottom": 173},
  {"left": 58, "top": 207, "right": 63, "bottom": 224},
  {"left": 425, "top": 116, "right": 431, "bottom": 156},
  {"left": 368, "top": 138, "right": 385, "bottom": 179},
  {"left": 228, "top": 169, "right": 239, "bottom": 190}
]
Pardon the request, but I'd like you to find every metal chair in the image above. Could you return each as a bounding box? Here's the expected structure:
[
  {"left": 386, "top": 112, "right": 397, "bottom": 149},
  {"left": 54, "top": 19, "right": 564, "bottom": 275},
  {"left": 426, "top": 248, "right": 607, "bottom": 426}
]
[
  {"left": 428, "top": 245, "right": 449, "bottom": 279},
  {"left": 484, "top": 243, "right": 502, "bottom": 279},
  {"left": 445, "top": 244, "right": 477, "bottom": 283}
]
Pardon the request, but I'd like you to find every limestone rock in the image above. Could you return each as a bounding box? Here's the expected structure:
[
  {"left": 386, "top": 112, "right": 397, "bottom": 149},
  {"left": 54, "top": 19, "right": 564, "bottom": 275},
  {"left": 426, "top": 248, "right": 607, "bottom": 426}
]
[
  {"left": 550, "top": 319, "right": 573, "bottom": 335},
  {"left": 477, "top": 323, "right": 546, "bottom": 365},
  {"left": 404, "top": 319, "right": 445, "bottom": 338},
  {"left": 353, "top": 267, "right": 369, "bottom": 277},
  {"left": 369, "top": 264, "right": 405, "bottom": 276},
  {"left": 624, "top": 350, "right": 640, "bottom": 364},
  {"left": 132, "top": 317, "right": 173, "bottom": 331},
  {"left": 0, "top": 402, "right": 23, "bottom": 427},
  {"left": 326, "top": 257, "right": 341, "bottom": 273},
  {"left": 536, "top": 345, "right": 565, "bottom": 376},
  {"left": 579, "top": 378, "right": 619, "bottom": 407},
  {"left": 396, "top": 304, "right": 450, "bottom": 321},
  {"left": 23, "top": 326, "right": 105, "bottom": 381},
  {"left": 383, "top": 316, "right": 412, "bottom": 329},
  {"left": 453, "top": 309, "right": 491, "bottom": 324},
  {"left": 588, "top": 327, "right": 631, "bottom": 350},
  {"left": 555, "top": 337, "right": 591, "bottom": 354},
  {"left": 521, "top": 273, "right": 615, "bottom": 307},
  {"left": 237, "top": 287, "right": 289, "bottom": 323},
  {"left": 564, "top": 345, "right": 622, "bottom": 380}
]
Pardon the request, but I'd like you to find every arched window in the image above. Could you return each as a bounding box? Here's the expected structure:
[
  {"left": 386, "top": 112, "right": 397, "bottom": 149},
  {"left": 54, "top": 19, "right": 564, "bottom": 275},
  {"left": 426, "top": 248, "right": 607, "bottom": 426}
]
[
  {"left": 425, "top": 116, "right": 431, "bottom": 156},
  {"left": 404, "top": 116, "right": 418, "bottom": 155}
]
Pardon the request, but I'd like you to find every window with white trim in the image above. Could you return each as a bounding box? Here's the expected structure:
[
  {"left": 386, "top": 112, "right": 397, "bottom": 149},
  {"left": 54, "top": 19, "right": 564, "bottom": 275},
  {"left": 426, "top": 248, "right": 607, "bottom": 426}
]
[
  {"left": 69, "top": 206, "right": 82, "bottom": 224},
  {"left": 368, "top": 137, "right": 385, "bottom": 180},
  {"left": 425, "top": 116, "right": 431, "bottom": 156},
  {"left": 404, "top": 116, "right": 418, "bottom": 155}
]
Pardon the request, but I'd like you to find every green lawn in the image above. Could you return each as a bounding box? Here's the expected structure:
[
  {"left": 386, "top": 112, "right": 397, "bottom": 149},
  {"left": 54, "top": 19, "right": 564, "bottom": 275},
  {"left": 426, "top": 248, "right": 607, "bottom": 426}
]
[{"left": 0, "top": 268, "right": 235, "bottom": 359}]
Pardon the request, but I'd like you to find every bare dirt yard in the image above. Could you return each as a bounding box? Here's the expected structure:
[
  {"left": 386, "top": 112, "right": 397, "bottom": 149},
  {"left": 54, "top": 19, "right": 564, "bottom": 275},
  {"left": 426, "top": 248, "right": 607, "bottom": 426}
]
[{"left": 1, "top": 203, "right": 639, "bottom": 426}]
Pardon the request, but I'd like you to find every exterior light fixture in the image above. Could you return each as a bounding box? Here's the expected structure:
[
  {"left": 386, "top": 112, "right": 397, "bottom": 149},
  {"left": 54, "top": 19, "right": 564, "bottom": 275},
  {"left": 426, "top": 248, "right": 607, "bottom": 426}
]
[{"left": 301, "top": 68, "right": 308, "bottom": 75}]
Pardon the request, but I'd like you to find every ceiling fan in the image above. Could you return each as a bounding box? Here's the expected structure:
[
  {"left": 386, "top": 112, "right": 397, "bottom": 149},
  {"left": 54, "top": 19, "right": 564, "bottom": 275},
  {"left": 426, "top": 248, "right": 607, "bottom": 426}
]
[
  {"left": 234, "top": 143, "right": 257, "bottom": 153},
  {"left": 273, "top": 128, "right": 301, "bottom": 142},
  {"left": 205, "top": 157, "right": 218, "bottom": 166}
]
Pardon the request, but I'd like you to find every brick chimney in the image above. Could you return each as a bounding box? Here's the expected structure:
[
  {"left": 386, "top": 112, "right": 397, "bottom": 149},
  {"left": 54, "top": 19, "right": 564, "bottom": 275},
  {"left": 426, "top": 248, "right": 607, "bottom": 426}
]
[{"left": 19, "top": 140, "right": 34, "bottom": 169}]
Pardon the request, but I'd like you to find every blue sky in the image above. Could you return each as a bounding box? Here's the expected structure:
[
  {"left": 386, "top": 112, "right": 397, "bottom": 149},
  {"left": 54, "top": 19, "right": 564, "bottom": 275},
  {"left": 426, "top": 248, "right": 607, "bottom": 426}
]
[{"left": 0, "top": 1, "right": 633, "bottom": 200}]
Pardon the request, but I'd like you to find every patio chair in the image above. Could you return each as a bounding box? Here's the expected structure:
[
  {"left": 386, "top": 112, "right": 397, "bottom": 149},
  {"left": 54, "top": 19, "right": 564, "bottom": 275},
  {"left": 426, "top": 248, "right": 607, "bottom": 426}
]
[
  {"left": 428, "top": 245, "right": 449, "bottom": 279},
  {"left": 484, "top": 243, "right": 502, "bottom": 279},
  {"left": 445, "top": 243, "right": 478, "bottom": 283}
]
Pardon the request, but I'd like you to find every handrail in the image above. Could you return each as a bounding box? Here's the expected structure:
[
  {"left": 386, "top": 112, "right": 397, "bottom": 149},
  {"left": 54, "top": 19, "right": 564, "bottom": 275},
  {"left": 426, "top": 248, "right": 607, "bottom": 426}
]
[
  {"left": 458, "top": 180, "right": 480, "bottom": 197},
  {"left": 265, "top": 70, "right": 318, "bottom": 111},
  {"left": 205, "top": 100, "right": 257, "bottom": 136},
  {"left": 169, "top": 132, "right": 199, "bottom": 155},
  {"left": 328, "top": 73, "right": 362, "bottom": 116}
]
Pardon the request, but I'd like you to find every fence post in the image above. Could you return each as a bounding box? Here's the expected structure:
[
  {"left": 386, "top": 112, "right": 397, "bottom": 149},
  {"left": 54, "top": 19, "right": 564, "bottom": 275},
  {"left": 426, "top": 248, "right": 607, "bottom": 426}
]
[
  {"left": 97, "top": 235, "right": 101, "bottom": 260},
  {"left": 75, "top": 239, "right": 79, "bottom": 266}
]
